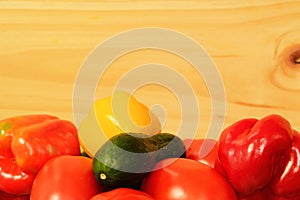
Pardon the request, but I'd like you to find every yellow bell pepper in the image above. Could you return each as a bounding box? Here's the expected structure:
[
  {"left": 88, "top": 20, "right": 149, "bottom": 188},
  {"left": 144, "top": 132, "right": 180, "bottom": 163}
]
[{"left": 78, "top": 91, "right": 161, "bottom": 157}]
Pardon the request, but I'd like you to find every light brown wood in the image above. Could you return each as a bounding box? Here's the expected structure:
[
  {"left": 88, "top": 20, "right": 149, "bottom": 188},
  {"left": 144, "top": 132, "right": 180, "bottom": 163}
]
[{"left": 1, "top": 0, "right": 300, "bottom": 139}]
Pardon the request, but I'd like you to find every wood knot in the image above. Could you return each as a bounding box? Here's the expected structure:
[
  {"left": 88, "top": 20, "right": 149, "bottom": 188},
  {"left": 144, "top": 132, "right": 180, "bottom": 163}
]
[
  {"left": 289, "top": 48, "right": 300, "bottom": 66},
  {"left": 271, "top": 31, "right": 300, "bottom": 91},
  {"left": 279, "top": 45, "right": 300, "bottom": 78}
]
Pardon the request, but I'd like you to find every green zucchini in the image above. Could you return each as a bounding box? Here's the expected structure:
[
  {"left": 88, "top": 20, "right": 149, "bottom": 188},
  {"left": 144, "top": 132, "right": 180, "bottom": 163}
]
[{"left": 92, "top": 132, "right": 186, "bottom": 188}]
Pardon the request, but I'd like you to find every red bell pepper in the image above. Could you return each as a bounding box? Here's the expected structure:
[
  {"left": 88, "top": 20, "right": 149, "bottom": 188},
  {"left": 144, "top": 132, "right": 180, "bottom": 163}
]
[
  {"left": 0, "top": 114, "right": 81, "bottom": 195},
  {"left": 0, "top": 156, "right": 35, "bottom": 195},
  {"left": 0, "top": 115, "right": 58, "bottom": 158},
  {"left": 238, "top": 187, "right": 273, "bottom": 200},
  {"left": 217, "top": 114, "right": 300, "bottom": 199},
  {"left": 270, "top": 130, "right": 300, "bottom": 198},
  {"left": 0, "top": 190, "right": 29, "bottom": 200}
]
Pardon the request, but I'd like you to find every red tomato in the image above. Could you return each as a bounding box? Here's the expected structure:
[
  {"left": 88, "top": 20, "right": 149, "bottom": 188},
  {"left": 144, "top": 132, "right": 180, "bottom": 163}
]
[
  {"left": 30, "top": 155, "right": 105, "bottom": 200},
  {"left": 90, "top": 188, "right": 154, "bottom": 200},
  {"left": 141, "top": 158, "right": 238, "bottom": 200},
  {"left": 183, "top": 138, "right": 218, "bottom": 168}
]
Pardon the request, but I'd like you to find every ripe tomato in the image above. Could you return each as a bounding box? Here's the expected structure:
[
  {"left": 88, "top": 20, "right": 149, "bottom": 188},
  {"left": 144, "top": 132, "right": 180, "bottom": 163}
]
[
  {"left": 30, "top": 155, "right": 105, "bottom": 200},
  {"left": 141, "top": 158, "right": 238, "bottom": 200},
  {"left": 183, "top": 138, "right": 218, "bottom": 168},
  {"left": 90, "top": 188, "right": 154, "bottom": 200}
]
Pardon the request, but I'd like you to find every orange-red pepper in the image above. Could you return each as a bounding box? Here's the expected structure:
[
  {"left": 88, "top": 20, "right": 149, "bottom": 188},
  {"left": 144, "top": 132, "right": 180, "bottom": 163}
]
[{"left": 0, "top": 114, "right": 80, "bottom": 195}]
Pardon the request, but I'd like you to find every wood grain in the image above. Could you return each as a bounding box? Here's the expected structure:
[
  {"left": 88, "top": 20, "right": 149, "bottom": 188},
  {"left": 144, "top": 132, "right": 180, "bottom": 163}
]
[{"left": 1, "top": 0, "right": 300, "bottom": 139}]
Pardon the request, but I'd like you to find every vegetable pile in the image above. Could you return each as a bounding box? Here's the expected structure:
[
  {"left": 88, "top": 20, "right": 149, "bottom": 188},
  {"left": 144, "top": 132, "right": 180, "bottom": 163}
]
[{"left": 0, "top": 93, "right": 299, "bottom": 199}]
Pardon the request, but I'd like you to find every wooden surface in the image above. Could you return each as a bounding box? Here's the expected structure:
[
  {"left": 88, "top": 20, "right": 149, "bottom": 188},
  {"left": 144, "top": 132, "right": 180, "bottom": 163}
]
[{"left": 1, "top": 0, "right": 300, "bottom": 139}]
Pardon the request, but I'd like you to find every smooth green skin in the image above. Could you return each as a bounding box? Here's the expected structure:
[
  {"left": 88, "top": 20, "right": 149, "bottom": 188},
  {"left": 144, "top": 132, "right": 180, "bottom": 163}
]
[{"left": 92, "top": 133, "right": 186, "bottom": 189}]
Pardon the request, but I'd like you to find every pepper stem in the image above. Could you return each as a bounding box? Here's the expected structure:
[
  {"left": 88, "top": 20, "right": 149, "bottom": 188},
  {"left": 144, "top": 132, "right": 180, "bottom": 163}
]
[{"left": 100, "top": 173, "right": 106, "bottom": 180}]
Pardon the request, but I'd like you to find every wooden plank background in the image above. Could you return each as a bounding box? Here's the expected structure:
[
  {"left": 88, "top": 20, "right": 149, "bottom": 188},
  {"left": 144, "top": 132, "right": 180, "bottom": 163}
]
[{"left": 1, "top": 0, "right": 300, "bottom": 139}]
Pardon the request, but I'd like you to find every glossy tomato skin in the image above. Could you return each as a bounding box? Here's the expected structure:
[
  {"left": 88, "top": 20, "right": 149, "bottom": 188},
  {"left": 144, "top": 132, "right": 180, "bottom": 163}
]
[
  {"left": 183, "top": 138, "right": 218, "bottom": 168},
  {"left": 90, "top": 188, "right": 154, "bottom": 200},
  {"left": 141, "top": 158, "right": 238, "bottom": 200},
  {"left": 30, "top": 155, "right": 106, "bottom": 200}
]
